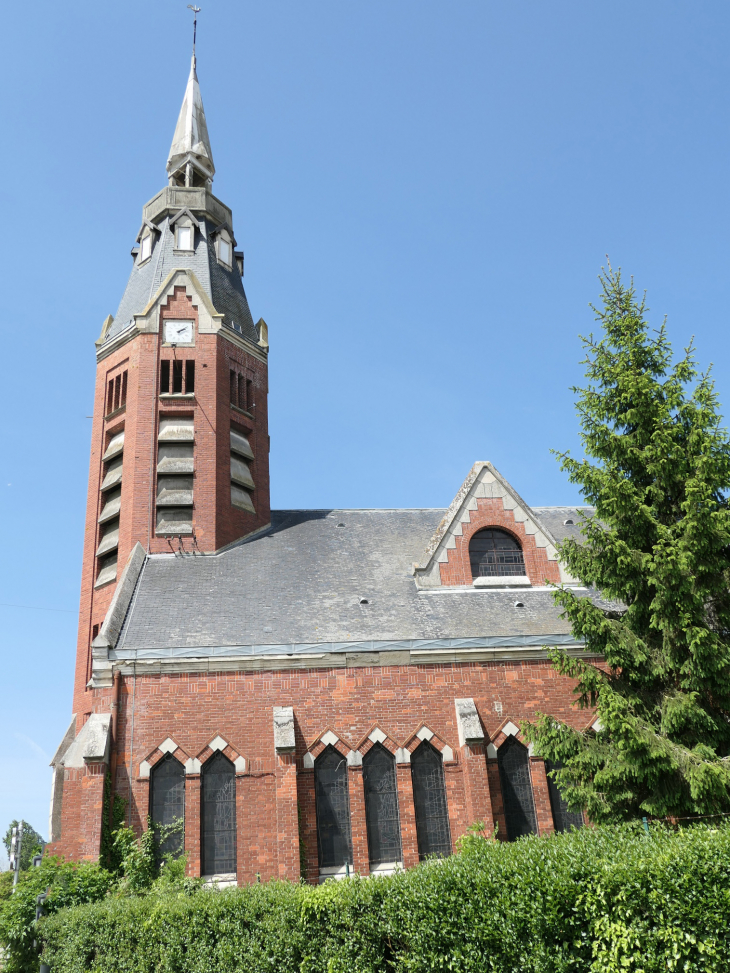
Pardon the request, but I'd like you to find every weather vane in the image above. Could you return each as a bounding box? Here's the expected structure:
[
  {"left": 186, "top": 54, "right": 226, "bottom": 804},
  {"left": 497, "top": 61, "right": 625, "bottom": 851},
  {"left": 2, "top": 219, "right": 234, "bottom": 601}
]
[{"left": 187, "top": 5, "right": 201, "bottom": 58}]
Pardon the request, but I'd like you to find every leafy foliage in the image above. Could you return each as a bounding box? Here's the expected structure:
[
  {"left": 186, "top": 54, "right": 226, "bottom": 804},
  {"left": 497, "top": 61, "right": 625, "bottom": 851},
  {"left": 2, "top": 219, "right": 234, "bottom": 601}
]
[
  {"left": 0, "top": 818, "right": 197, "bottom": 971},
  {"left": 2, "top": 822, "right": 44, "bottom": 872},
  {"left": 36, "top": 822, "right": 730, "bottom": 973},
  {"left": 523, "top": 267, "right": 730, "bottom": 820}
]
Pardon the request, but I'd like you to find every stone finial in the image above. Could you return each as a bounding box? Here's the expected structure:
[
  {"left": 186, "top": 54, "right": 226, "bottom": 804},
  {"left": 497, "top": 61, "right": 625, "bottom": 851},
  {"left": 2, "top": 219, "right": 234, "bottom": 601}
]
[
  {"left": 454, "top": 698, "right": 484, "bottom": 747},
  {"left": 273, "top": 706, "right": 295, "bottom": 753}
]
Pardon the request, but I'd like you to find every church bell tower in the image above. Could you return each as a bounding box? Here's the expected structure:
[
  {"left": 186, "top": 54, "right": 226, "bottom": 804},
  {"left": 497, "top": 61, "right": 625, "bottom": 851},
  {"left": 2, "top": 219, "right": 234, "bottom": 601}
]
[{"left": 71, "top": 53, "right": 270, "bottom": 716}]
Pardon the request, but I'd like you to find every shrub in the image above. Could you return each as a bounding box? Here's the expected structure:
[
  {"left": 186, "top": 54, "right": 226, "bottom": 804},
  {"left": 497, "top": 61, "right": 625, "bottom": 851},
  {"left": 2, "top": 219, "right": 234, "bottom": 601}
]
[{"left": 35, "top": 821, "right": 730, "bottom": 973}]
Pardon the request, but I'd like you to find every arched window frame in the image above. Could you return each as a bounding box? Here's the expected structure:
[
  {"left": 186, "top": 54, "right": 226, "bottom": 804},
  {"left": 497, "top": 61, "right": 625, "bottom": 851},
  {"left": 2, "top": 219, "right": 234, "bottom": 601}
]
[
  {"left": 314, "top": 745, "right": 353, "bottom": 875},
  {"left": 468, "top": 527, "right": 526, "bottom": 581},
  {"left": 200, "top": 751, "right": 237, "bottom": 879},
  {"left": 497, "top": 735, "right": 538, "bottom": 841},
  {"left": 149, "top": 751, "right": 185, "bottom": 861},
  {"left": 362, "top": 742, "right": 402, "bottom": 871},
  {"left": 545, "top": 759, "right": 584, "bottom": 832},
  {"left": 410, "top": 740, "right": 452, "bottom": 860}
]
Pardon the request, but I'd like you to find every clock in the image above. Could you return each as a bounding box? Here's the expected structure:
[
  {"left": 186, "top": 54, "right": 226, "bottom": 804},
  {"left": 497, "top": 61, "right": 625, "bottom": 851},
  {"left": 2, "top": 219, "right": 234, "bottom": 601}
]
[{"left": 164, "top": 320, "right": 194, "bottom": 344}]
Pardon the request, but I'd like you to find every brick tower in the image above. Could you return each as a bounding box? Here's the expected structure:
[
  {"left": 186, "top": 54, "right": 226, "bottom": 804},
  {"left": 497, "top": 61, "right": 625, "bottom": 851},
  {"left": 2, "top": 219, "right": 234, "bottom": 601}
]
[{"left": 72, "top": 55, "right": 270, "bottom": 719}]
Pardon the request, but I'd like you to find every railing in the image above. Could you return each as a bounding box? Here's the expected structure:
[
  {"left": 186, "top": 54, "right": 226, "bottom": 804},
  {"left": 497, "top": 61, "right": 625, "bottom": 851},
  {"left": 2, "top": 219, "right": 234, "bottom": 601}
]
[{"left": 474, "top": 557, "right": 526, "bottom": 577}]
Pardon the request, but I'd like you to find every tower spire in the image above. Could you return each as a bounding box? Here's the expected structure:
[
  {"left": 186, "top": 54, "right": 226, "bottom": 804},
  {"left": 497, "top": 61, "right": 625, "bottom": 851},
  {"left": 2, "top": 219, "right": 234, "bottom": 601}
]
[{"left": 167, "top": 8, "right": 215, "bottom": 188}]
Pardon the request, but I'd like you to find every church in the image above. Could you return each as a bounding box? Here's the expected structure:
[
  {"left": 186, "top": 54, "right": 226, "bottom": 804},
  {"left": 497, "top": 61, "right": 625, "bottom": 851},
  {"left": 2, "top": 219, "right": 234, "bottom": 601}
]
[{"left": 47, "top": 51, "right": 594, "bottom": 885}]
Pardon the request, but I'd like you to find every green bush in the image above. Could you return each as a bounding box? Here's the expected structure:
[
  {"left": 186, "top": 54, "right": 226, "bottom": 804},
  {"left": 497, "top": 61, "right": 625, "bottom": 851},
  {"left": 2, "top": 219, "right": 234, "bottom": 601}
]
[{"left": 33, "top": 822, "right": 730, "bottom": 973}]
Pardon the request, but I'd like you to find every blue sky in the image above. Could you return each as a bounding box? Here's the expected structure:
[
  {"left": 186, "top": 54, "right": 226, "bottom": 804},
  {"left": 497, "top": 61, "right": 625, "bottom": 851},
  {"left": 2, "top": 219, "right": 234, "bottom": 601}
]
[{"left": 1, "top": 0, "right": 729, "bottom": 856}]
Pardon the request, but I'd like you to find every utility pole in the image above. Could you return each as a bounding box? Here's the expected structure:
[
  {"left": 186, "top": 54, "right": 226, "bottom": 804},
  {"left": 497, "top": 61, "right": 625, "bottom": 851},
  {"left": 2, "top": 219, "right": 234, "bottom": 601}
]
[{"left": 9, "top": 821, "right": 24, "bottom": 891}]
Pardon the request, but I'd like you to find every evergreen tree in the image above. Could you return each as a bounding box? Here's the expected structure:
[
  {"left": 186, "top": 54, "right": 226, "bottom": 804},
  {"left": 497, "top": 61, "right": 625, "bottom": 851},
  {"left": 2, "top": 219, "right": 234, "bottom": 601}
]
[
  {"left": 523, "top": 268, "right": 730, "bottom": 821},
  {"left": 2, "top": 821, "right": 44, "bottom": 871}
]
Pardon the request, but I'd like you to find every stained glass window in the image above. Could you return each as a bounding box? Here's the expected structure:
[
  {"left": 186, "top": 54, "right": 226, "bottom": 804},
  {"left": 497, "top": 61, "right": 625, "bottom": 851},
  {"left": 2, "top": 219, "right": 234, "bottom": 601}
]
[
  {"left": 469, "top": 528, "right": 526, "bottom": 578},
  {"left": 363, "top": 744, "right": 402, "bottom": 866},
  {"left": 201, "top": 752, "right": 237, "bottom": 876},
  {"left": 545, "top": 759, "right": 584, "bottom": 832},
  {"left": 315, "top": 746, "right": 353, "bottom": 869},
  {"left": 498, "top": 737, "right": 537, "bottom": 840},
  {"left": 150, "top": 753, "right": 185, "bottom": 860},
  {"left": 411, "top": 742, "right": 452, "bottom": 859}
]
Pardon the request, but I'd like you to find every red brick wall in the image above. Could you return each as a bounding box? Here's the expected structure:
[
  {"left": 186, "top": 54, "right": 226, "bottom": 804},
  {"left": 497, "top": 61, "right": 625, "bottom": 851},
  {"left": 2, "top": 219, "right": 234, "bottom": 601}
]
[
  {"left": 71, "top": 288, "right": 270, "bottom": 716},
  {"left": 56, "top": 657, "right": 589, "bottom": 878},
  {"left": 439, "top": 498, "right": 561, "bottom": 586}
]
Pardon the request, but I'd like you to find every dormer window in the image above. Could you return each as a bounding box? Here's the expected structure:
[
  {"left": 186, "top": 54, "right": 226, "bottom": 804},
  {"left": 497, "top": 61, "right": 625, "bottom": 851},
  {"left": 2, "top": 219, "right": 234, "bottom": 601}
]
[
  {"left": 216, "top": 231, "right": 232, "bottom": 268},
  {"left": 176, "top": 224, "right": 193, "bottom": 251},
  {"left": 139, "top": 234, "right": 152, "bottom": 262},
  {"left": 469, "top": 528, "right": 525, "bottom": 579}
]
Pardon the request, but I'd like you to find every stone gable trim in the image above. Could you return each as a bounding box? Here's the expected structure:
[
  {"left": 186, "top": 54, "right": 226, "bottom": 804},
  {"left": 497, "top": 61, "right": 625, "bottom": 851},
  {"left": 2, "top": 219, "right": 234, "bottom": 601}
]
[{"left": 414, "top": 462, "right": 565, "bottom": 588}]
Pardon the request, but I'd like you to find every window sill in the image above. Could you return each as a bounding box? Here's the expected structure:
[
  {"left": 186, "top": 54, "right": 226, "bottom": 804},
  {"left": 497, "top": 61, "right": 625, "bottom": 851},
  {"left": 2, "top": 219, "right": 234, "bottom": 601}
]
[
  {"left": 472, "top": 576, "right": 531, "bottom": 588},
  {"left": 160, "top": 393, "right": 195, "bottom": 399},
  {"left": 202, "top": 873, "right": 237, "bottom": 889},
  {"left": 172, "top": 249, "right": 195, "bottom": 256},
  {"left": 369, "top": 862, "right": 403, "bottom": 877},
  {"left": 104, "top": 405, "right": 126, "bottom": 421},
  {"left": 231, "top": 404, "right": 253, "bottom": 419}
]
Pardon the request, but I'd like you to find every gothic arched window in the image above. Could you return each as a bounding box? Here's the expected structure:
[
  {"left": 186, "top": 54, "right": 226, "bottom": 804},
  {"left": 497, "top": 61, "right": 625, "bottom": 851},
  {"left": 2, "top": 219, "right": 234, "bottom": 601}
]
[
  {"left": 498, "top": 737, "right": 537, "bottom": 840},
  {"left": 150, "top": 752, "right": 185, "bottom": 860},
  {"left": 411, "top": 742, "right": 452, "bottom": 859},
  {"left": 545, "top": 759, "right": 584, "bottom": 832},
  {"left": 315, "top": 746, "right": 353, "bottom": 870},
  {"left": 201, "top": 752, "right": 237, "bottom": 876},
  {"left": 469, "top": 528, "right": 525, "bottom": 579},
  {"left": 363, "top": 744, "right": 402, "bottom": 867}
]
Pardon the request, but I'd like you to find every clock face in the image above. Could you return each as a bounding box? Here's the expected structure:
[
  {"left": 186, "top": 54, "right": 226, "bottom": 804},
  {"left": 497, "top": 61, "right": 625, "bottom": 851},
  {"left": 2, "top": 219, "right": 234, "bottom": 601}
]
[{"left": 165, "top": 320, "right": 194, "bottom": 344}]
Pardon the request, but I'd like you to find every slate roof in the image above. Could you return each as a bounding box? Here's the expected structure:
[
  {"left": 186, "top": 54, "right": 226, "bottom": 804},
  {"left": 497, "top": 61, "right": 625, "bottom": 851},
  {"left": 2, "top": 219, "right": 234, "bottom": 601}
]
[
  {"left": 107, "top": 215, "right": 257, "bottom": 344},
  {"left": 114, "top": 506, "right": 595, "bottom": 656}
]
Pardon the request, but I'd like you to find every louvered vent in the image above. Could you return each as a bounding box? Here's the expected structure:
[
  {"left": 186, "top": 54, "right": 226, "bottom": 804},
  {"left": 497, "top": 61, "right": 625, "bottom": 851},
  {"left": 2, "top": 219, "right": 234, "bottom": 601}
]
[
  {"left": 95, "top": 429, "right": 125, "bottom": 588},
  {"left": 230, "top": 429, "right": 255, "bottom": 513},
  {"left": 156, "top": 417, "right": 194, "bottom": 534}
]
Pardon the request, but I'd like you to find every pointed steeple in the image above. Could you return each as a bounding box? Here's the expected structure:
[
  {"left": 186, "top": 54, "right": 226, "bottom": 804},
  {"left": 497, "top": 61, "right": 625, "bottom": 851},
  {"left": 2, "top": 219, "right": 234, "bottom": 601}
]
[{"left": 167, "top": 56, "right": 215, "bottom": 188}]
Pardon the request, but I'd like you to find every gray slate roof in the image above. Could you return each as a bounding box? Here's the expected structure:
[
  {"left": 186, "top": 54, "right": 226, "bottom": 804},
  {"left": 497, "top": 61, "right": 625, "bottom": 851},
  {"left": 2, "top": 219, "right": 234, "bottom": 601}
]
[
  {"left": 108, "top": 215, "right": 257, "bottom": 343},
  {"left": 115, "top": 506, "right": 594, "bottom": 656}
]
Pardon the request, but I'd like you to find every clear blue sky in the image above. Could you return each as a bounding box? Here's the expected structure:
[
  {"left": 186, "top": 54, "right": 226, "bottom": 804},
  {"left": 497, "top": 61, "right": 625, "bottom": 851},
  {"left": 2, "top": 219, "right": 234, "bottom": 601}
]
[{"left": 1, "top": 0, "right": 729, "bottom": 856}]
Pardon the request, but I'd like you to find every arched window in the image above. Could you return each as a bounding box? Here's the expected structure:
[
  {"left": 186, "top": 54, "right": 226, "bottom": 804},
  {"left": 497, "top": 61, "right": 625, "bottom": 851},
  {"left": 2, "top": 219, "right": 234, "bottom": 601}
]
[
  {"left": 201, "top": 752, "right": 236, "bottom": 876},
  {"left": 150, "top": 753, "right": 185, "bottom": 860},
  {"left": 315, "top": 746, "right": 352, "bottom": 870},
  {"left": 411, "top": 742, "right": 452, "bottom": 859},
  {"left": 498, "top": 737, "right": 537, "bottom": 840},
  {"left": 469, "top": 528, "right": 525, "bottom": 579},
  {"left": 545, "top": 759, "right": 584, "bottom": 832},
  {"left": 363, "top": 744, "right": 402, "bottom": 867}
]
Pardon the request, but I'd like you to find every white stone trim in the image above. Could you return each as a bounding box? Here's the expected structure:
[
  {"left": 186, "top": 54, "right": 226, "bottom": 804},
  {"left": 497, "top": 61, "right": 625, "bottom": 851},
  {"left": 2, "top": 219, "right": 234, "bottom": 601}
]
[
  {"left": 234, "top": 757, "right": 246, "bottom": 772},
  {"left": 502, "top": 721, "right": 520, "bottom": 737},
  {"left": 209, "top": 735, "right": 228, "bottom": 752},
  {"left": 159, "top": 738, "right": 179, "bottom": 754},
  {"left": 185, "top": 757, "right": 202, "bottom": 774},
  {"left": 416, "top": 726, "right": 434, "bottom": 741},
  {"left": 441, "top": 745, "right": 454, "bottom": 762},
  {"left": 395, "top": 748, "right": 411, "bottom": 764},
  {"left": 368, "top": 727, "right": 387, "bottom": 744},
  {"left": 139, "top": 760, "right": 151, "bottom": 778},
  {"left": 321, "top": 730, "right": 339, "bottom": 747},
  {"left": 347, "top": 750, "right": 362, "bottom": 767},
  {"left": 303, "top": 752, "right": 315, "bottom": 769}
]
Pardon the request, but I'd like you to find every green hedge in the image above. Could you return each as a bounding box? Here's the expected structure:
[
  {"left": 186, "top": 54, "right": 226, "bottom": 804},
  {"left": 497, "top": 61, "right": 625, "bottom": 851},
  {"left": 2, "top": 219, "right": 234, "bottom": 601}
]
[{"left": 29, "top": 822, "right": 730, "bottom": 972}]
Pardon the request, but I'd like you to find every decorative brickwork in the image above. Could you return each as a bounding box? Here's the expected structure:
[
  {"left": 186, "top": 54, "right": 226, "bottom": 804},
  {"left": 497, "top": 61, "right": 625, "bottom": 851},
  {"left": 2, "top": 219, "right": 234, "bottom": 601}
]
[{"left": 439, "top": 498, "right": 562, "bottom": 587}]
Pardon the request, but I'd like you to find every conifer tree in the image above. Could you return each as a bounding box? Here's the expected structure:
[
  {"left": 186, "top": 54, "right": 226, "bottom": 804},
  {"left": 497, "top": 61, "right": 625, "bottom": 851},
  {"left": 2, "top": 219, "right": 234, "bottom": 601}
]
[{"left": 523, "top": 267, "right": 730, "bottom": 821}]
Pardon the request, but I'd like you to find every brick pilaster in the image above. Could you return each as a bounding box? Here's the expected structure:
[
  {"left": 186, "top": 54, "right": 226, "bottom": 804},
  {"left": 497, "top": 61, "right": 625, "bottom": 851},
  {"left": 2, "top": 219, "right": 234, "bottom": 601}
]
[
  {"left": 348, "top": 766, "right": 369, "bottom": 875},
  {"left": 184, "top": 775, "right": 201, "bottom": 876},
  {"left": 396, "top": 763, "right": 420, "bottom": 868},
  {"left": 461, "top": 743, "right": 494, "bottom": 833},
  {"left": 531, "top": 757, "right": 554, "bottom": 835},
  {"left": 275, "top": 754, "right": 300, "bottom": 881}
]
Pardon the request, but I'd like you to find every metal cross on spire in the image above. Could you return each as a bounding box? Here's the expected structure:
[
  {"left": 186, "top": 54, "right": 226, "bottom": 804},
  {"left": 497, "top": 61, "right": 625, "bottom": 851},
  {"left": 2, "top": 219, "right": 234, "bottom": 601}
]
[{"left": 187, "top": 5, "right": 201, "bottom": 60}]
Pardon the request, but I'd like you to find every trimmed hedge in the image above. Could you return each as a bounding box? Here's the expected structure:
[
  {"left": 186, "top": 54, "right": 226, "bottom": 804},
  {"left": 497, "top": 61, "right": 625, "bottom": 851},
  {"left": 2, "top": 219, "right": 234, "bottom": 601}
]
[{"left": 33, "top": 822, "right": 730, "bottom": 972}]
